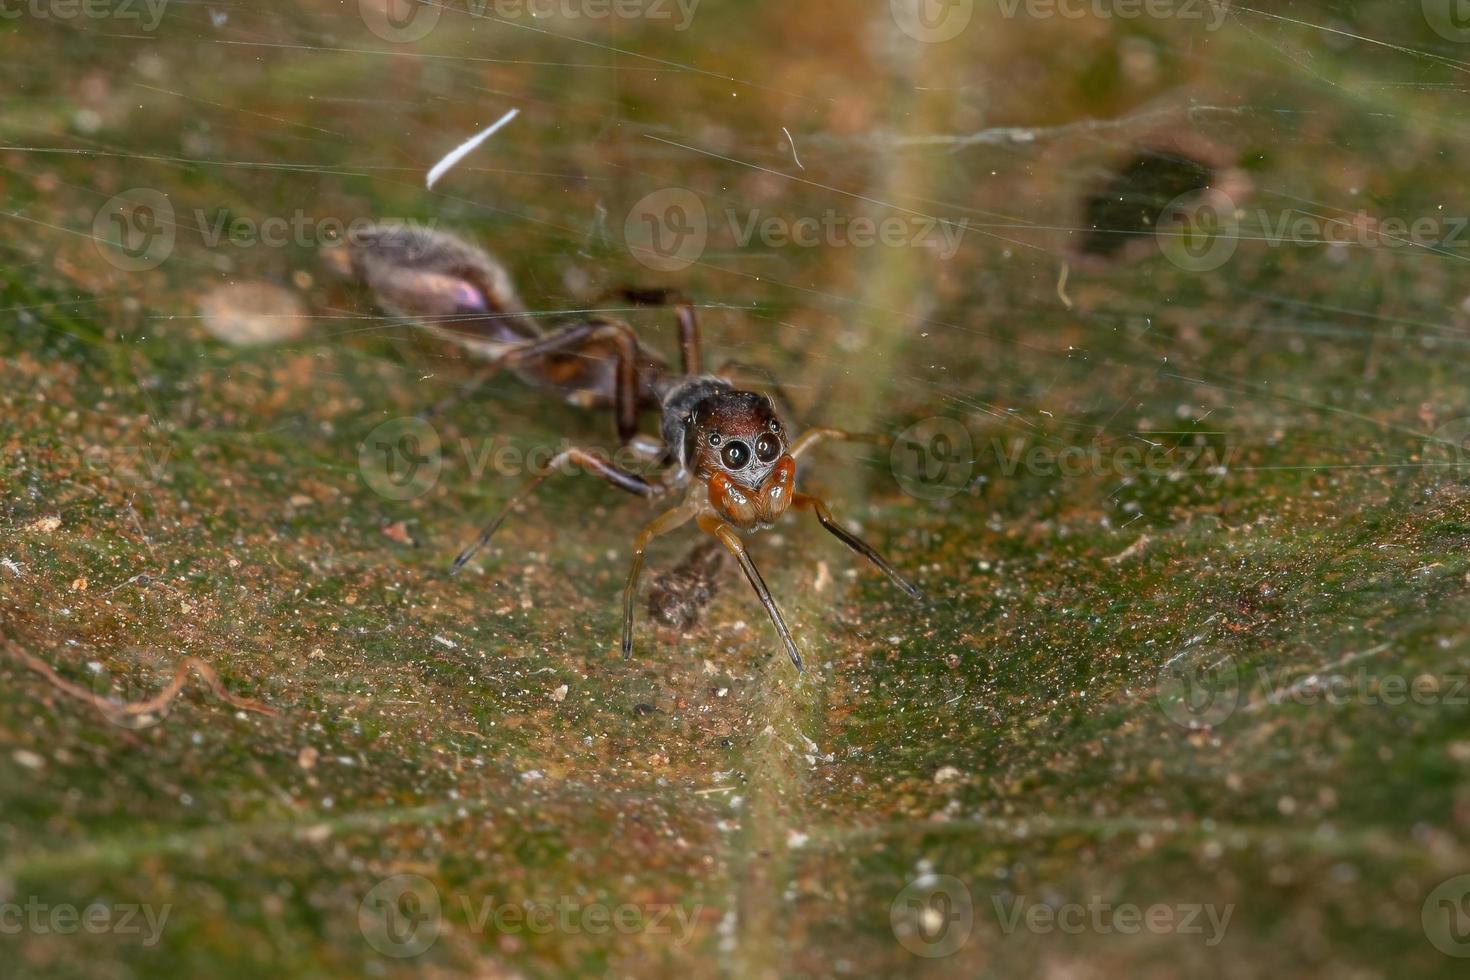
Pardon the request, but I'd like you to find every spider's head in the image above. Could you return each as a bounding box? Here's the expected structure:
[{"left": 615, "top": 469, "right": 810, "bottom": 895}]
[{"left": 686, "top": 389, "right": 794, "bottom": 529}]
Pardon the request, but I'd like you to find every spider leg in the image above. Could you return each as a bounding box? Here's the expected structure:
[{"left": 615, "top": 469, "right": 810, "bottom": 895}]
[
  {"left": 621, "top": 499, "right": 700, "bottom": 659},
  {"left": 451, "top": 447, "right": 662, "bottom": 574},
  {"left": 791, "top": 491, "right": 923, "bottom": 600},
  {"left": 789, "top": 426, "right": 886, "bottom": 460},
  {"left": 611, "top": 286, "right": 701, "bottom": 377},
  {"left": 423, "top": 318, "right": 645, "bottom": 444},
  {"left": 698, "top": 515, "right": 802, "bottom": 672}
]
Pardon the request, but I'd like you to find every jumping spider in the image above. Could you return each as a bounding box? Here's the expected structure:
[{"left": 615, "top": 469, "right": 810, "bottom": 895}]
[{"left": 329, "top": 223, "right": 923, "bottom": 671}]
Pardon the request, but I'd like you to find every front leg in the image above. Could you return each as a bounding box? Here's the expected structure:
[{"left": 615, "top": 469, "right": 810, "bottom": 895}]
[
  {"left": 791, "top": 492, "right": 923, "bottom": 600},
  {"left": 451, "top": 447, "right": 663, "bottom": 574},
  {"left": 789, "top": 427, "right": 886, "bottom": 460},
  {"left": 622, "top": 499, "right": 700, "bottom": 659},
  {"left": 698, "top": 515, "right": 802, "bottom": 671}
]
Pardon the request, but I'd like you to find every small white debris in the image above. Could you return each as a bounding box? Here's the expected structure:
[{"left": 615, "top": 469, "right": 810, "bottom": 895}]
[
  {"left": 786, "top": 829, "right": 809, "bottom": 849},
  {"left": 12, "top": 750, "right": 44, "bottom": 771},
  {"left": 27, "top": 516, "right": 61, "bottom": 534},
  {"left": 521, "top": 770, "right": 545, "bottom": 782},
  {"left": 300, "top": 824, "right": 331, "bottom": 844},
  {"left": 199, "top": 282, "right": 311, "bottom": 346},
  {"left": 432, "top": 635, "right": 458, "bottom": 649},
  {"left": 934, "top": 766, "right": 964, "bottom": 784},
  {"left": 550, "top": 684, "right": 568, "bottom": 702},
  {"left": 426, "top": 108, "right": 520, "bottom": 189}
]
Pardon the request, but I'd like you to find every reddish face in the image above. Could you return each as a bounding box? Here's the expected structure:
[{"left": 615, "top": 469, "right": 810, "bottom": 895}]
[{"left": 686, "top": 391, "right": 793, "bottom": 529}]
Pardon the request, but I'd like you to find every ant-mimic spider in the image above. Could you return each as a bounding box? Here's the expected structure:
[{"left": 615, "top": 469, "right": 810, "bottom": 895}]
[{"left": 328, "top": 223, "right": 922, "bottom": 671}]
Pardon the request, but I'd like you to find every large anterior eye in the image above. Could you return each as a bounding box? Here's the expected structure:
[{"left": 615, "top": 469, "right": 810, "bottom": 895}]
[
  {"left": 754, "top": 433, "right": 781, "bottom": 463},
  {"left": 721, "top": 440, "right": 751, "bottom": 470}
]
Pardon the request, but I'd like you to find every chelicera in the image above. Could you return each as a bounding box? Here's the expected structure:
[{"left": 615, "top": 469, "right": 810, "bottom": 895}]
[{"left": 331, "top": 223, "right": 923, "bottom": 671}]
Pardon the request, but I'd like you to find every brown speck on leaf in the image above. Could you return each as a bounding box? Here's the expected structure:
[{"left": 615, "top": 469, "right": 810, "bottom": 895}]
[
  {"left": 381, "top": 521, "right": 415, "bottom": 546},
  {"left": 298, "top": 746, "right": 319, "bottom": 770},
  {"left": 1104, "top": 534, "right": 1151, "bottom": 564}
]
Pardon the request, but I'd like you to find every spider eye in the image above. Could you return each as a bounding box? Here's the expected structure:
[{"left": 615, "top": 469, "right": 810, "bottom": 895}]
[
  {"left": 755, "top": 433, "right": 781, "bottom": 463},
  {"left": 769, "top": 419, "right": 782, "bottom": 434},
  {"left": 721, "top": 440, "right": 751, "bottom": 470},
  {"left": 707, "top": 432, "right": 722, "bottom": 446}
]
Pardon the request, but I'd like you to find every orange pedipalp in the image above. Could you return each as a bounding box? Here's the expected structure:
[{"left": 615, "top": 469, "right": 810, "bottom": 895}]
[{"left": 708, "top": 455, "right": 796, "bottom": 529}]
